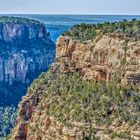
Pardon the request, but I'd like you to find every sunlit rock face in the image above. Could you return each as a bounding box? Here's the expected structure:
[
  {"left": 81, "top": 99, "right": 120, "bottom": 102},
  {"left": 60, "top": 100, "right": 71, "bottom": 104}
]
[
  {"left": 0, "top": 17, "right": 56, "bottom": 106},
  {"left": 12, "top": 34, "right": 140, "bottom": 140}
]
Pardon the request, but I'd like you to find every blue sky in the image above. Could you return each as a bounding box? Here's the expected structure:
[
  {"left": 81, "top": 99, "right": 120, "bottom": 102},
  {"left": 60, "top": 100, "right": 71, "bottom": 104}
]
[{"left": 0, "top": 0, "right": 139, "bottom": 15}]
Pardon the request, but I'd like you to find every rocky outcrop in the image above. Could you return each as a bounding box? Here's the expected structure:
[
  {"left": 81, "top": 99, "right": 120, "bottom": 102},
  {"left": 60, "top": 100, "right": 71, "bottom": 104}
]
[
  {"left": 0, "top": 17, "right": 55, "bottom": 85},
  {"left": 0, "top": 17, "right": 55, "bottom": 106},
  {"left": 56, "top": 35, "right": 140, "bottom": 84},
  {"left": 12, "top": 33, "right": 140, "bottom": 140},
  {"left": 0, "top": 51, "right": 54, "bottom": 85},
  {"left": 0, "top": 17, "right": 49, "bottom": 43}
]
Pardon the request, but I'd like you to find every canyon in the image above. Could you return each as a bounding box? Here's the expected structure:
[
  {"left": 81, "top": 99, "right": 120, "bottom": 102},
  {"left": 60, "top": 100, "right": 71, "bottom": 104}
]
[
  {"left": 0, "top": 16, "right": 55, "bottom": 138},
  {"left": 12, "top": 24, "right": 140, "bottom": 140},
  {"left": 0, "top": 16, "right": 55, "bottom": 106}
]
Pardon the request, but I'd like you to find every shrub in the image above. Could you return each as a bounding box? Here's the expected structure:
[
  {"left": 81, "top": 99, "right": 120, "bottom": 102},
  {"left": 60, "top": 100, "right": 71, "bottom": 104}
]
[{"left": 63, "top": 19, "right": 140, "bottom": 41}]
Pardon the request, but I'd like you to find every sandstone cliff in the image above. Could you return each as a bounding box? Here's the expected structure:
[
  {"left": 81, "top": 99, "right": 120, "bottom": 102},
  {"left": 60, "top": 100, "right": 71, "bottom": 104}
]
[
  {"left": 56, "top": 35, "right": 140, "bottom": 85},
  {"left": 11, "top": 22, "right": 140, "bottom": 140}
]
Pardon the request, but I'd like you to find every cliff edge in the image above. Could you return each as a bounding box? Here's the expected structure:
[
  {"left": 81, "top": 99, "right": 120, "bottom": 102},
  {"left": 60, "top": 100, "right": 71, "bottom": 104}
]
[
  {"left": 0, "top": 16, "right": 56, "bottom": 138},
  {"left": 0, "top": 16, "right": 56, "bottom": 106},
  {"left": 0, "top": 16, "right": 50, "bottom": 44},
  {"left": 11, "top": 20, "right": 140, "bottom": 140}
]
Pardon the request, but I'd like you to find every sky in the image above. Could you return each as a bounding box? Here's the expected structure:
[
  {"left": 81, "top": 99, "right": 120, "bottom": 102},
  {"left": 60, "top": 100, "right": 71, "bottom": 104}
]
[{"left": 0, "top": 0, "right": 139, "bottom": 15}]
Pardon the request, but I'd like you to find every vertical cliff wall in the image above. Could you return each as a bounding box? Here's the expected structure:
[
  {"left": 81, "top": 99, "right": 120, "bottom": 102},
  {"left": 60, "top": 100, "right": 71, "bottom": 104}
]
[{"left": 0, "top": 16, "right": 56, "bottom": 106}]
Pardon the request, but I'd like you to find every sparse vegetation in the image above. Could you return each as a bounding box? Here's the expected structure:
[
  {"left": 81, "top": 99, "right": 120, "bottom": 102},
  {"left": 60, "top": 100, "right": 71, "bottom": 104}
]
[
  {"left": 0, "top": 16, "right": 43, "bottom": 26},
  {"left": 64, "top": 19, "right": 140, "bottom": 41},
  {"left": 0, "top": 107, "right": 17, "bottom": 138},
  {"left": 28, "top": 69, "right": 140, "bottom": 138}
]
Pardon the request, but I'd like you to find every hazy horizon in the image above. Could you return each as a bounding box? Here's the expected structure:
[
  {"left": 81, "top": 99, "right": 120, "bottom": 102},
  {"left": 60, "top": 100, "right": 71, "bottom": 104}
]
[
  {"left": 1, "top": 14, "right": 140, "bottom": 16},
  {"left": 0, "top": 0, "right": 140, "bottom": 15}
]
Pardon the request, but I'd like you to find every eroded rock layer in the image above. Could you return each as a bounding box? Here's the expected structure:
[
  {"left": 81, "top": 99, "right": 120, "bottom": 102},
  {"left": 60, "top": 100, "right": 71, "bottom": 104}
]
[
  {"left": 56, "top": 35, "right": 140, "bottom": 84},
  {"left": 12, "top": 32, "right": 140, "bottom": 140},
  {"left": 0, "top": 17, "right": 55, "bottom": 106}
]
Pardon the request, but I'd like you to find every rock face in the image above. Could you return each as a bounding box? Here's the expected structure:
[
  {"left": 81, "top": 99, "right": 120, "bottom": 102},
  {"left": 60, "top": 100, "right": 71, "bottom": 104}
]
[
  {"left": 12, "top": 34, "right": 140, "bottom": 140},
  {"left": 0, "top": 16, "right": 49, "bottom": 43},
  {"left": 0, "top": 17, "right": 55, "bottom": 106},
  {"left": 0, "top": 23, "right": 48, "bottom": 43},
  {"left": 0, "top": 50, "right": 54, "bottom": 85},
  {"left": 56, "top": 35, "right": 140, "bottom": 84}
]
